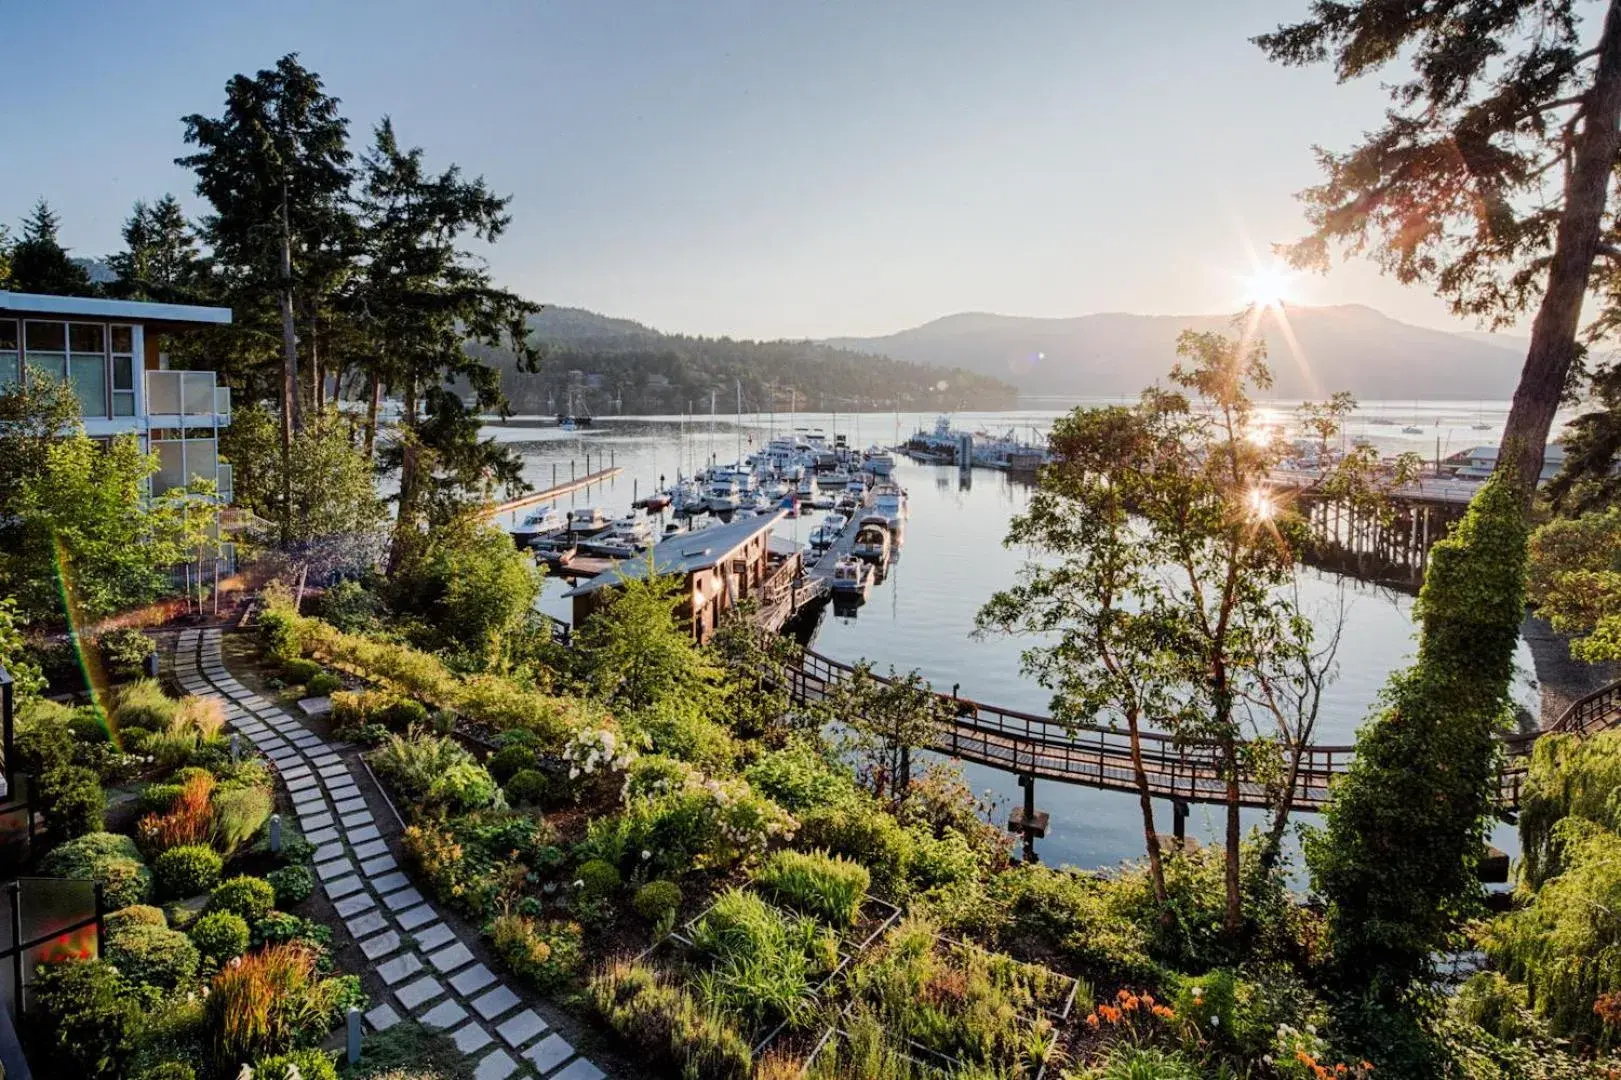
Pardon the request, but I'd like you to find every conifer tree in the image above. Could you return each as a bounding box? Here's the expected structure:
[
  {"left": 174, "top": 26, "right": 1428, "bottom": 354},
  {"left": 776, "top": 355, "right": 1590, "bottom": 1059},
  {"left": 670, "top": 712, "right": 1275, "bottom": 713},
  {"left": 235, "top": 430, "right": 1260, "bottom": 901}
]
[{"left": 8, "top": 199, "right": 93, "bottom": 296}]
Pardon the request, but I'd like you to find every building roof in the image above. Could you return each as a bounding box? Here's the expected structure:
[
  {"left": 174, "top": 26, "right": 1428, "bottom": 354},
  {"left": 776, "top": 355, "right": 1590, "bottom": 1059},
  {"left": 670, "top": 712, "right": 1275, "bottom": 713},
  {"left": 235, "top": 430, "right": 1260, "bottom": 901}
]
[
  {"left": 1464, "top": 442, "right": 1566, "bottom": 463},
  {"left": 564, "top": 510, "right": 784, "bottom": 596},
  {"left": 768, "top": 533, "right": 801, "bottom": 558},
  {"left": 0, "top": 291, "right": 232, "bottom": 326}
]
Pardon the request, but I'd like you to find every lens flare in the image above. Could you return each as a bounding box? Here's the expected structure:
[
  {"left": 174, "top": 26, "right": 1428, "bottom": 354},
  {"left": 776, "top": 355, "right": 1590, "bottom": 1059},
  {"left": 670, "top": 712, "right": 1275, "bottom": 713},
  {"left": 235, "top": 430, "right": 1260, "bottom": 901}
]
[{"left": 52, "top": 533, "right": 119, "bottom": 748}]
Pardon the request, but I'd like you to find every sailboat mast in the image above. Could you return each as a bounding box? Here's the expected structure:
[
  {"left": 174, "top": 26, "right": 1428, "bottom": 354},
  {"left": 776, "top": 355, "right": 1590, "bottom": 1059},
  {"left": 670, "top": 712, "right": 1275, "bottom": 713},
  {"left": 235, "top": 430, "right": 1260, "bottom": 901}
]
[{"left": 735, "top": 379, "right": 742, "bottom": 465}]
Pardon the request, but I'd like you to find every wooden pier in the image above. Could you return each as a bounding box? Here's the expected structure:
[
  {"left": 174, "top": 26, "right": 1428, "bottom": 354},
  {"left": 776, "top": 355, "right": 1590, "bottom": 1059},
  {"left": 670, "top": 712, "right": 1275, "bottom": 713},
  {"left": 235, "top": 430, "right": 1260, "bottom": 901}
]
[{"left": 482, "top": 466, "right": 624, "bottom": 520}]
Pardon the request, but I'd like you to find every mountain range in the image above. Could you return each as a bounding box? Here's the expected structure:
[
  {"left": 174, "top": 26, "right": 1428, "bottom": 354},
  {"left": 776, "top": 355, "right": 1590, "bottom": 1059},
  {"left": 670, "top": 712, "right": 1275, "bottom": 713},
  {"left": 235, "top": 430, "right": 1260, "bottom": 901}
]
[{"left": 824, "top": 304, "right": 1527, "bottom": 400}]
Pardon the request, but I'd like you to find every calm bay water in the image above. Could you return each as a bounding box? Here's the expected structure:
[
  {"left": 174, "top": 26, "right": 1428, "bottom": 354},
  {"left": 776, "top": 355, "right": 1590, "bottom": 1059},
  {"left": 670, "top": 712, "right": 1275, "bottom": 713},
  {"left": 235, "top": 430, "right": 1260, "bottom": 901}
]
[{"left": 490, "top": 404, "right": 1546, "bottom": 872}]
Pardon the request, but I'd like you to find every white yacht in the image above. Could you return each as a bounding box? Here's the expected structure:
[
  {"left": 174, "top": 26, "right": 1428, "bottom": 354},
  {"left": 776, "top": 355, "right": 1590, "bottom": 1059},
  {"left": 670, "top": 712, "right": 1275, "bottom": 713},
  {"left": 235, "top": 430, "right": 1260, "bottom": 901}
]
[
  {"left": 809, "top": 512, "right": 848, "bottom": 550},
  {"left": 861, "top": 449, "right": 896, "bottom": 476},
  {"left": 830, "top": 556, "right": 874, "bottom": 598},
  {"left": 567, "top": 507, "right": 610, "bottom": 533},
  {"left": 521, "top": 505, "right": 566, "bottom": 533}
]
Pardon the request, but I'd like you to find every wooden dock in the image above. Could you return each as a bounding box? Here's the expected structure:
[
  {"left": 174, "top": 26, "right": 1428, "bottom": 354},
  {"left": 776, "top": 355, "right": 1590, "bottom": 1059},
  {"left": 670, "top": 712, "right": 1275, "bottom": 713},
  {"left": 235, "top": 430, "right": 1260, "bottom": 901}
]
[
  {"left": 482, "top": 467, "right": 624, "bottom": 520},
  {"left": 802, "top": 491, "right": 876, "bottom": 600}
]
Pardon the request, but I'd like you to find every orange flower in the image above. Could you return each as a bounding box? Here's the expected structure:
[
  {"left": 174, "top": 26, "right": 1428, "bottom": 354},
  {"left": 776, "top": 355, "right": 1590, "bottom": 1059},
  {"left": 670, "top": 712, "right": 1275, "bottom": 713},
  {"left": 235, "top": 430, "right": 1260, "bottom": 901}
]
[
  {"left": 1086, "top": 1013, "right": 1100, "bottom": 1029},
  {"left": 1151, "top": 1004, "right": 1175, "bottom": 1020},
  {"left": 1141, "top": 993, "right": 1156, "bottom": 1008}
]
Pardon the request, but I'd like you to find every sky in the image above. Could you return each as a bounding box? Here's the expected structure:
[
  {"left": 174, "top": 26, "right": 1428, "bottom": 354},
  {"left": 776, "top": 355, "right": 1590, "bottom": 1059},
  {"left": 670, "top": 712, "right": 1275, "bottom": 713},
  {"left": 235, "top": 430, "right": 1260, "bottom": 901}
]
[{"left": 0, "top": 0, "right": 1520, "bottom": 340}]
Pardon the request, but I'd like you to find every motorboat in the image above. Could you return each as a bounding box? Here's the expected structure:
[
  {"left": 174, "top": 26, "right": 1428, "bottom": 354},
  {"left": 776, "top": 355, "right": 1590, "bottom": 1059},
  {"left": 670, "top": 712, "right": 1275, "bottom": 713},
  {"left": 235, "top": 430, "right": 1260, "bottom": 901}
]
[
  {"left": 845, "top": 477, "right": 868, "bottom": 495},
  {"left": 567, "top": 507, "right": 610, "bottom": 534},
  {"left": 830, "top": 556, "right": 874, "bottom": 598},
  {"left": 608, "top": 514, "right": 655, "bottom": 547},
  {"left": 705, "top": 476, "right": 742, "bottom": 514},
  {"left": 872, "top": 485, "right": 908, "bottom": 528},
  {"left": 1402, "top": 425, "right": 1424, "bottom": 435},
  {"left": 531, "top": 533, "right": 577, "bottom": 568},
  {"left": 835, "top": 493, "right": 860, "bottom": 514},
  {"left": 809, "top": 512, "right": 848, "bottom": 550},
  {"left": 852, "top": 522, "right": 890, "bottom": 563},
  {"left": 521, "top": 505, "right": 566, "bottom": 533},
  {"left": 861, "top": 449, "right": 895, "bottom": 476}
]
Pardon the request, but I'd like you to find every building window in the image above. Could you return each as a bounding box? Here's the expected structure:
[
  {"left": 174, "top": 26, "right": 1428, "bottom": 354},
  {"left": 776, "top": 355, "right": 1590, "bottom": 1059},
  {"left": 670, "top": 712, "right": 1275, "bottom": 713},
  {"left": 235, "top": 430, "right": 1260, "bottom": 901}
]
[
  {"left": 18, "top": 320, "right": 116, "bottom": 418},
  {"left": 111, "top": 326, "right": 135, "bottom": 417},
  {"left": 69, "top": 323, "right": 107, "bottom": 418},
  {"left": 24, "top": 320, "right": 67, "bottom": 385},
  {"left": 0, "top": 319, "right": 17, "bottom": 388}
]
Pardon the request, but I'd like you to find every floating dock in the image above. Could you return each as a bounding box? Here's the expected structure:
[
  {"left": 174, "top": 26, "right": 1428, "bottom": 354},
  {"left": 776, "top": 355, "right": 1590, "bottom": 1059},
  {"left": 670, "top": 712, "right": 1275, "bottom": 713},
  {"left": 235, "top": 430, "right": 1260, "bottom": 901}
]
[{"left": 483, "top": 466, "right": 624, "bottom": 521}]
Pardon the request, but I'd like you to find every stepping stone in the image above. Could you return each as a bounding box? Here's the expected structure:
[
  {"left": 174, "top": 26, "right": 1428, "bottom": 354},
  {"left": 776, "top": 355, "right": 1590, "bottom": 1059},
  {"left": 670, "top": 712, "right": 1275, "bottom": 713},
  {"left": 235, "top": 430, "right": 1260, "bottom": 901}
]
[
  {"left": 341, "top": 812, "right": 373, "bottom": 831},
  {"left": 297, "top": 697, "right": 332, "bottom": 716},
  {"left": 366, "top": 1003, "right": 402, "bottom": 1032},
  {"left": 286, "top": 776, "right": 318, "bottom": 795},
  {"left": 353, "top": 839, "right": 390, "bottom": 861},
  {"left": 313, "top": 841, "right": 345, "bottom": 865},
  {"left": 396, "top": 903, "right": 436, "bottom": 930},
  {"left": 346, "top": 910, "right": 389, "bottom": 940},
  {"left": 523, "top": 1033, "right": 574, "bottom": 1075},
  {"left": 359, "top": 929, "right": 401, "bottom": 960},
  {"left": 383, "top": 887, "right": 425, "bottom": 912},
  {"left": 450, "top": 963, "right": 498, "bottom": 996},
  {"left": 394, "top": 974, "right": 444, "bottom": 1011},
  {"left": 334, "top": 892, "right": 377, "bottom": 918},
  {"left": 414, "top": 923, "right": 455, "bottom": 953},
  {"left": 329, "top": 784, "right": 363, "bottom": 803},
  {"left": 318, "top": 761, "right": 350, "bottom": 777},
  {"left": 306, "top": 827, "right": 340, "bottom": 847},
  {"left": 451, "top": 1022, "right": 493, "bottom": 1054},
  {"left": 359, "top": 853, "right": 397, "bottom": 876},
  {"left": 378, "top": 952, "right": 423, "bottom": 986},
  {"left": 316, "top": 857, "right": 355, "bottom": 882},
  {"left": 371, "top": 871, "right": 410, "bottom": 894},
  {"left": 334, "top": 797, "right": 368, "bottom": 815},
  {"left": 496, "top": 1008, "right": 547, "bottom": 1048},
  {"left": 300, "top": 811, "right": 334, "bottom": 831},
  {"left": 471, "top": 985, "right": 520, "bottom": 1021},
  {"left": 325, "top": 875, "right": 363, "bottom": 899},
  {"left": 473, "top": 1049, "right": 518, "bottom": 1080},
  {"left": 418, "top": 998, "right": 469, "bottom": 1030},
  {"left": 280, "top": 765, "right": 312, "bottom": 782},
  {"left": 428, "top": 942, "right": 473, "bottom": 974},
  {"left": 555, "top": 1060, "right": 605, "bottom": 1080},
  {"left": 349, "top": 824, "right": 383, "bottom": 844}
]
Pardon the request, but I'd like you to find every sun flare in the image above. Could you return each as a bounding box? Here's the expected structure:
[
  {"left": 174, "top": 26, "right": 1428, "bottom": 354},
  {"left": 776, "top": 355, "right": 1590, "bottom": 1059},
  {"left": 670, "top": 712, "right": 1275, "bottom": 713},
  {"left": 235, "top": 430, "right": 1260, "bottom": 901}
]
[{"left": 1241, "top": 265, "right": 1296, "bottom": 309}]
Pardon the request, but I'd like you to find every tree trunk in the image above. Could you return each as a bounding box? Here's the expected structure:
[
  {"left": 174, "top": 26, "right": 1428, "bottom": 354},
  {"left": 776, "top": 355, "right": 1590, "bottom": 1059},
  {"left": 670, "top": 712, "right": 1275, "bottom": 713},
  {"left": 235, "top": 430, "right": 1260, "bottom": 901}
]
[
  {"left": 279, "top": 181, "right": 301, "bottom": 435},
  {"left": 1223, "top": 739, "right": 1242, "bottom": 935},
  {"left": 387, "top": 377, "right": 419, "bottom": 574},
  {"left": 364, "top": 368, "right": 381, "bottom": 461},
  {"left": 1125, "top": 709, "right": 1170, "bottom": 909},
  {"left": 1501, "top": 0, "right": 1621, "bottom": 494},
  {"left": 1262, "top": 743, "right": 1305, "bottom": 870}
]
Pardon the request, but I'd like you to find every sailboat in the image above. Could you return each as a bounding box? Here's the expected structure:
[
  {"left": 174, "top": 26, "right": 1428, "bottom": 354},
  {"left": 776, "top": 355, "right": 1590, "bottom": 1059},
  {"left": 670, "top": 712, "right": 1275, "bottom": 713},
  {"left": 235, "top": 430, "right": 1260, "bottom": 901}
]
[
  {"left": 1402, "top": 402, "right": 1423, "bottom": 435},
  {"left": 1472, "top": 401, "right": 1492, "bottom": 430}
]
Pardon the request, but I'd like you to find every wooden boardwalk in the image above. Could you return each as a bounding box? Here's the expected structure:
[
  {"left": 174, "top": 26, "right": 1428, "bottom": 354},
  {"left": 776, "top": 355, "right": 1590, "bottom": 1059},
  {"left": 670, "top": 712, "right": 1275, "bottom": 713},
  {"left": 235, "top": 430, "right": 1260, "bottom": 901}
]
[
  {"left": 786, "top": 650, "right": 1621, "bottom": 812},
  {"left": 482, "top": 466, "right": 624, "bottom": 520}
]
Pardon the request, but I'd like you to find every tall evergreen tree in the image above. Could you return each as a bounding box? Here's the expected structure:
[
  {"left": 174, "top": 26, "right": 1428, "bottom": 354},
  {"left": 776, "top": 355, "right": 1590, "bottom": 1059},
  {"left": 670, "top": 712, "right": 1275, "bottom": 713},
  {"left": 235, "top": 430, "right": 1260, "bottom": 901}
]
[
  {"left": 9, "top": 200, "right": 93, "bottom": 296},
  {"left": 348, "top": 119, "right": 540, "bottom": 567},
  {"left": 178, "top": 54, "right": 355, "bottom": 540},
  {"left": 108, "top": 195, "right": 204, "bottom": 304}
]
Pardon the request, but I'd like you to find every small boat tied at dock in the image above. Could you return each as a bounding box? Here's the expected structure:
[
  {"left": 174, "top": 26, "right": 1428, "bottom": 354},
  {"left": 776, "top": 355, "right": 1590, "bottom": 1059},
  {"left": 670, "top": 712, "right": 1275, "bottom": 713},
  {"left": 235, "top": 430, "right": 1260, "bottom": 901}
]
[
  {"left": 567, "top": 506, "right": 611, "bottom": 534},
  {"left": 521, "top": 505, "right": 566, "bottom": 533},
  {"left": 809, "top": 512, "right": 849, "bottom": 550},
  {"left": 852, "top": 520, "right": 891, "bottom": 564},
  {"left": 829, "top": 555, "right": 875, "bottom": 600}
]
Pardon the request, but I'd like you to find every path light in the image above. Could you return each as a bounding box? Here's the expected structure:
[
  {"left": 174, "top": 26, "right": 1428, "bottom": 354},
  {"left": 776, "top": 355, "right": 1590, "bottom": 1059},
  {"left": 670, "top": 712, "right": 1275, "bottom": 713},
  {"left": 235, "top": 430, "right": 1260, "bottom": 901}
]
[{"left": 1246, "top": 488, "right": 1275, "bottom": 521}]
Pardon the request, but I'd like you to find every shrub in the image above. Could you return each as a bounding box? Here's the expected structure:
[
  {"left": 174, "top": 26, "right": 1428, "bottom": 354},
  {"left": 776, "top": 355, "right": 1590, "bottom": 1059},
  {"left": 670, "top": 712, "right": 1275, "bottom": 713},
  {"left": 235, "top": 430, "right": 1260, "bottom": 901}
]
[
  {"left": 253, "top": 1049, "right": 339, "bottom": 1080},
  {"left": 139, "top": 781, "right": 185, "bottom": 814},
  {"left": 134, "top": 1064, "right": 197, "bottom": 1080},
  {"left": 137, "top": 772, "right": 216, "bottom": 855},
  {"left": 745, "top": 741, "right": 858, "bottom": 812},
  {"left": 153, "top": 845, "right": 223, "bottom": 899},
  {"left": 207, "top": 943, "right": 326, "bottom": 1063},
  {"left": 487, "top": 914, "right": 582, "bottom": 992},
  {"left": 258, "top": 594, "right": 305, "bottom": 663},
  {"left": 39, "top": 831, "right": 154, "bottom": 908},
  {"left": 107, "top": 904, "right": 168, "bottom": 934},
  {"left": 575, "top": 858, "right": 622, "bottom": 899},
  {"left": 114, "top": 679, "right": 178, "bottom": 732},
  {"left": 633, "top": 880, "right": 682, "bottom": 931},
  {"left": 32, "top": 959, "right": 150, "bottom": 1079},
  {"left": 268, "top": 865, "right": 315, "bottom": 906},
  {"left": 252, "top": 912, "right": 333, "bottom": 956},
  {"left": 99, "top": 628, "right": 154, "bottom": 678},
  {"left": 489, "top": 742, "right": 538, "bottom": 784},
  {"left": 590, "top": 958, "right": 751, "bottom": 1080},
  {"left": 305, "top": 672, "right": 342, "bottom": 697},
  {"left": 798, "top": 799, "right": 915, "bottom": 898},
  {"left": 39, "top": 763, "right": 107, "bottom": 843},
  {"left": 214, "top": 787, "right": 273, "bottom": 856},
  {"left": 189, "top": 911, "right": 251, "bottom": 966},
  {"left": 282, "top": 658, "right": 323, "bottom": 684},
  {"left": 105, "top": 922, "right": 201, "bottom": 990},
  {"left": 402, "top": 822, "right": 509, "bottom": 919},
  {"left": 755, "top": 848, "right": 870, "bottom": 927},
  {"left": 208, "top": 875, "right": 276, "bottom": 922},
  {"left": 503, "top": 768, "right": 548, "bottom": 806},
  {"left": 370, "top": 730, "right": 499, "bottom": 816}
]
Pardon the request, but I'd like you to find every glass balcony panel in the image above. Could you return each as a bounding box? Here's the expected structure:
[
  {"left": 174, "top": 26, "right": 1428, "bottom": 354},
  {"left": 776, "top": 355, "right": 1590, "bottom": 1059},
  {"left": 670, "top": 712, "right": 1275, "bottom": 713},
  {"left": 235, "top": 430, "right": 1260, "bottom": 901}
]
[
  {"left": 186, "top": 439, "right": 217, "bottom": 489},
  {"left": 182, "top": 372, "right": 213, "bottom": 415},
  {"left": 146, "top": 371, "right": 181, "bottom": 415},
  {"left": 152, "top": 440, "right": 184, "bottom": 496},
  {"left": 214, "top": 385, "right": 231, "bottom": 420},
  {"left": 217, "top": 462, "right": 234, "bottom": 503}
]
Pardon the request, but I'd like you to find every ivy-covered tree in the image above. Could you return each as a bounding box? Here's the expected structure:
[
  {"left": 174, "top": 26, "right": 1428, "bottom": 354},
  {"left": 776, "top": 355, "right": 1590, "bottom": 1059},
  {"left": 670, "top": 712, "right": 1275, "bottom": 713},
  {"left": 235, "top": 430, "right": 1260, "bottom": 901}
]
[
  {"left": 1257, "top": 0, "right": 1621, "bottom": 496},
  {"left": 1526, "top": 507, "right": 1621, "bottom": 662},
  {"left": 8, "top": 200, "right": 93, "bottom": 297}
]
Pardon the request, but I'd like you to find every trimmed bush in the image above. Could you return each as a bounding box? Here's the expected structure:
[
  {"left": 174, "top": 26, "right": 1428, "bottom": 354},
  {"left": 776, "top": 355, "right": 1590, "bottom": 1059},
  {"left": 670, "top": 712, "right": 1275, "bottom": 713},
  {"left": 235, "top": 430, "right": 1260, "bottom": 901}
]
[
  {"left": 305, "top": 672, "right": 342, "bottom": 697},
  {"left": 106, "top": 905, "right": 167, "bottom": 934},
  {"left": 153, "top": 845, "right": 223, "bottom": 900},
  {"left": 138, "top": 782, "right": 184, "bottom": 815},
  {"left": 268, "top": 864, "right": 315, "bottom": 906},
  {"left": 633, "top": 880, "right": 682, "bottom": 927},
  {"left": 282, "top": 658, "right": 323, "bottom": 684},
  {"left": 213, "top": 787, "right": 273, "bottom": 856},
  {"left": 39, "top": 764, "right": 107, "bottom": 843},
  {"left": 252, "top": 1049, "right": 339, "bottom": 1080},
  {"left": 105, "top": 922, "right": 200, "bottom": 990},
  {"left": 576, "top": 858, "right": 622, "bottom": 899},
  {"left": 188, "top": 911, "right": 250, "bottom": 966},
  {"left": 32, "top": 959, "right": 147, "bottom": 1079},
  {"left": 504, "top": 768, "right": 548, "bottom": 806},
  {"left": 207, "top": 875, "right": 276, "bottom": 922},
  {"left": 113, "top": 679, "right": 178, "bottom": 732},
  {"left": 39, "top": 832, "right": 153, "bottom": 909},
  {"left": 99, "top": 628, "right": 154, "bottom": 679},
  {"left": 488, "top": 914, "right": 582, "bottom": 992},
  {"left": 489, "top": 743, "right": 538, "bottom": 784}
]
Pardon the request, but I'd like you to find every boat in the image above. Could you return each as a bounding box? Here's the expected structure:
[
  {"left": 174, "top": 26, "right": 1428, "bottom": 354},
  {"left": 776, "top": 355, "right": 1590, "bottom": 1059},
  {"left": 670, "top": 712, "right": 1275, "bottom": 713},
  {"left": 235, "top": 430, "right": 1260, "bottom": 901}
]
[
  {"left": 845, "top": 477, "right": 868, "bottom": 495},
  {"left": 567, "top": 507, "right": 610, "bottom": 534},
  {"left": 704, "top": 476, "right": 741, "bottom": 514},
  {"left": 835, "top": 493, "right": 860, "bottom": 514},
  {"left": 637, "top": 490, "right": 673, "bottom": 512},
  {"left": 608, "top": 514, "right": 655, "bottom": 547},
  {"left": 852, "top": 522, "right": 890, "bottom": 563},
  {"left": 1401, "top": 425, "right": 1424, "bottom": 435},
  {"left": 872, "top": 485, "right": 908, "bottom": 528},
  {"left": 521, "top": 505, "right": 566, "bottom": 533},
  {"left": 531, "top": 534, "right": 577, "bottom": 568},
  {"left": 809, "top": 512, "right": 848, "bottom": 550},
  {"left": 861, "top": 449, "right": 896, "bottom": 476},
  {"left": 830, "top": 556, "right": 874, "bottom": 598}
]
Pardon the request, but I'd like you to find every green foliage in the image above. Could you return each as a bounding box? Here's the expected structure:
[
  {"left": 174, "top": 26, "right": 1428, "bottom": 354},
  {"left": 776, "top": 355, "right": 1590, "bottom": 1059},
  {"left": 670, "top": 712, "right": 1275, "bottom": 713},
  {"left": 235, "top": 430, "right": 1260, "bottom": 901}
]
[
  {"left": 138, "top": 781, "right": 184, "bottom": 814},
  {"left": 370, "top": 730, "right": 499, "bottom": 817},
  {"left": 755, "top": 848, "right": 870, "bottom": 927},
  {"left": 486, "top": 914, "right": 582, "bottom": 992},
  {"left": 38, "top": 763, "right": 107, "bottom": 844},
  {"left": 98, "top": 627, "right": 154, "bottom": 678},
  {"left": 488, "top": 742, "right": 538, "bottom": 784},
  {"left": 503, "top": 768, "right": 548, "bottom": 806},
  {"left": 305, "top": 672, "right": 342, "bottom": 696},
  {"left": 189, "top": 910, "right": 251, "bottom": 966},
  {"left": 208, "top": 875, "right": 277, "bottom": 922},
  {"left": 219, "top": 404, "right": 387, "bottom": 548},
  {"left": 107, "top": 904, "right": 168, "bottom": 933},
  {"left": 153, "top": 844, "right": 223, "bottom": 900},
  {"left": 251, "top": 1048, "right": 339, "bottom": 1080},
  {"left": 32, "top": 959, "right": 153, "bottom": 1079},
  {"left": 987, "top": 862, "right": 1157, "bottom": 980},
  {"left": 391, "top": 518, "right": 542, "bottom": 666},
  {"left": 282, "top": 658, "right": 323, "bottom": 685},
  {"left": 105, "top": 921, "right": 201, "bottom": 990},
  {"left": 1309, "top": 473, "right": 1528, "bottom": 1001},
  {"left": 316, "top": 577, "right": 385, "bottom": 633},
  {"left": 633, "top": 879, "right": 682, "bottom": 930},
  {"left": 687, "top": 886, "right": 840, "bottom": 1032},
  {"left": 268, "top": 864, "right": 315, "bottom": 906},
  {"left": 133, "top": 1064, "right": 198, "bottom": 1080},
  {"left": 251, "top": 911, "right": 333, "bottom": 954},
  {"left": 0, "top": 595, "right": 46, "bottom": 700},
  {"left": 744, "top": 739, "right": 859, "bottom": 813},
  {"left": 589, "top": 958, "right": 752, "bottom": 1080},
  {"left": 798, "top": 795, "right": 917, "bottom": 899},
  {"left": 575, "top": 858, "right": 622, "bottom": 899},
  {"left": 574, "top": 569, "right": 722, "bottom": 714},
  {"left": 1518, "top": 731, "right": 1621, "bottom": 889},
  {"left": 1527, "top": 509, "right": 1621, "bottom": 663},
  {"left": 40, "top": 831, "right": 154, "bottom": 908},
  {"left": 214, "top": 787, "right": 273, "bottom": 856},
  {"left": 114, "top": 682, "right": 178, "bottom": 732}
]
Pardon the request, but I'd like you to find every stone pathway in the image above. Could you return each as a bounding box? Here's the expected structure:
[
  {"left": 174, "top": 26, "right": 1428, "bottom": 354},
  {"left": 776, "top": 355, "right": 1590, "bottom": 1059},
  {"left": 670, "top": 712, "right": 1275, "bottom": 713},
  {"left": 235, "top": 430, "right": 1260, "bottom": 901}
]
[{"left": 172, "top": 628, "right": 605, "bottom": 1080}]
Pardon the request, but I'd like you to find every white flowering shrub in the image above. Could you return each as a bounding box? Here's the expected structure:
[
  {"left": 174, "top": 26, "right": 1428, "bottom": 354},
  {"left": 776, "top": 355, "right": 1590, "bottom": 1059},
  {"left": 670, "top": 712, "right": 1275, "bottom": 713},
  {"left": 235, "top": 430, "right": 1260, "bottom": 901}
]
[{"left": 563, "top": 725, "right": 636, "bottom": 781}]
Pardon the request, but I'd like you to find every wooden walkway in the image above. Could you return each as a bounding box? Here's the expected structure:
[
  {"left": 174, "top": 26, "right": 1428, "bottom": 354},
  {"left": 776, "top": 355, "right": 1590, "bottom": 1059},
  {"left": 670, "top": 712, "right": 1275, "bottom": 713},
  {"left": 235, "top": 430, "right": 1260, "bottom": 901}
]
[
  {"left": 482, "top": 467, "right": 624, "bottom": 519},
  {"left": 786, "top": 650, "right": 1621, "bottom": 812}
]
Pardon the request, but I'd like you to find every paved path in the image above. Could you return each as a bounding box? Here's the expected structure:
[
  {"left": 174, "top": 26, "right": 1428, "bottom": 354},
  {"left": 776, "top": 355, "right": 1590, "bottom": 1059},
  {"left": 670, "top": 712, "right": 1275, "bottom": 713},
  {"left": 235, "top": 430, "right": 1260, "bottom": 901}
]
[{"left": 172, "top": 628, "right": 605, "bottom": 1080}]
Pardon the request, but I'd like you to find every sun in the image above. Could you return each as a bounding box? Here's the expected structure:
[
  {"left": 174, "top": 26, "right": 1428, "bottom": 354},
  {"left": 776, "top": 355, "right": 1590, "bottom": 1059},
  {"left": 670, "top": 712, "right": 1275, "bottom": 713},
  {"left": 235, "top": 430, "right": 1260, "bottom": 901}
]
[{"left": 1241, "top": 264, "right": 1296, "bottom": 309}]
